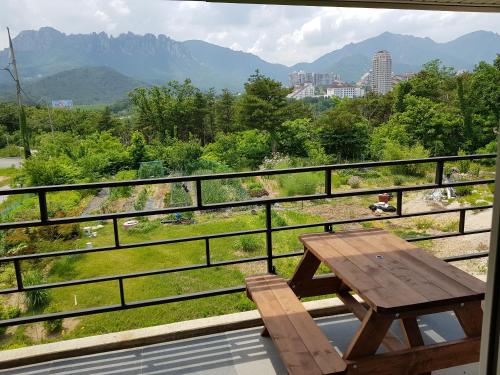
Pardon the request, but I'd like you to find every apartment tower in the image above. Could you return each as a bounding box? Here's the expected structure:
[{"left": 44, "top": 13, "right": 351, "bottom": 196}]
[{"left": 371, "top": 50, "right": 392, "bottom": 94}]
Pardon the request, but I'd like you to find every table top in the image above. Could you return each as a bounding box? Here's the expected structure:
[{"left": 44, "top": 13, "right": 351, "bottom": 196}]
[{"left": 299, "top": 229, "right": 486, "bottom": 314}]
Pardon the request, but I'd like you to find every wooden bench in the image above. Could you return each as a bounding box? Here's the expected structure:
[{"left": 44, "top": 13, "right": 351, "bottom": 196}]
[{"left": 246, "top": 274, "right": 347, "bottom": 375}]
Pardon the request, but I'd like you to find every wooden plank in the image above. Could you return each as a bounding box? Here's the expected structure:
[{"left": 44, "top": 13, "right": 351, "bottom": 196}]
[
  {"left": 343, "top": 308, "right": 393, "bottom": 360},
  {"left": 400, "top": 318, "right": 430, "bottom": 375},
  {"left": 374, "top": 230, "right": 486, "bottom": 294},
  {"left": 454, "top": 301, "right": 483, "bottom": 337},
  {"left": 345, "top": 337, "right": 480, "bottom": 375},
  {"left": 246, "top": 274, "right": 346, "bottom": 374},
  {"left": 247, "top": 276, "right": 325, "bottom": 374},
  {"left": 300, "top": 229, "right": 485, "bottom": 313},
  {"left": 270, "top": 280, "right": 347, "bottom": 374},
  {"left": 303, "top": 233, "right": 428, "bottom": 313},
  {"left": 289, "top": 249, "right": 321, "bottom": 292},
  {"left": 337, "top": 291, "right": 406, "bottom": 352},
  {"left": 292, "top": 274, "right": 344, "bottom": 298}
]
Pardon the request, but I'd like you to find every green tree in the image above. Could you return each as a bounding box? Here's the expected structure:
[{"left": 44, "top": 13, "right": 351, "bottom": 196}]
[
  {"left": 129, "top": 131, "right": 147, "bottom": 168},
  {"left": 97, "top": 106, "right": 117, "bottom": 132},
  {"left": 315, "top": 102, "right": 370, "bottom": 160},
  {"left": 237, "top": 71, "right": 290, "bottom": 150},
  {"left": 215, "top": 89, "right": 235, "bottom": 133}
]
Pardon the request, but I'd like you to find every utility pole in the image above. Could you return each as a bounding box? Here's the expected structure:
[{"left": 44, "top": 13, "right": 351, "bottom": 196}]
[{"left": 6, "top": 27, "right": 31, "bottom": 158}]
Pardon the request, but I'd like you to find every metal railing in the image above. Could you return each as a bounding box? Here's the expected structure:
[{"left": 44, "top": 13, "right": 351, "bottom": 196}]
[{"left": 0, "top": 153, "right": 496, "bottom": 327}]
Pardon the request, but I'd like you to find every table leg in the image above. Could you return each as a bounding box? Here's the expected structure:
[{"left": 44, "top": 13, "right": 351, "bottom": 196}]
[
  {"left": 288, "top": 248, "right": 321, "bottom": 294},
  {"left": 401, "top": 317, "right": 430, "bottom": 375},
  {"left": 344, "top": 308, "right": 394, "bottom": 360},
  {"left": 454, "top": 301, "right": 483, "bottom": 337}
]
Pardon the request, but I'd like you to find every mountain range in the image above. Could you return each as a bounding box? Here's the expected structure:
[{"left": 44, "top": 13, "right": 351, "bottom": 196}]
[{"left": 0, "top": 27, "right": 499, "bottom": 104}]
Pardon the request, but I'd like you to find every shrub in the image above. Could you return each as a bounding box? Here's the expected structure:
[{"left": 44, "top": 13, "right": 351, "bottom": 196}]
[
  {"left": 468, "top": 163, "right": 481, "bottom": 178},
  {"left": 128, "top": 220, "right": 161, "bottom": 234},
  {"left": 393, "top": 175, "right": 405, "bottom": 186},
  {"left": 280, "top": 173, "right": 319, "bottom": 196},
  {"left": 347, "top": 176, "right": 362, "bottom": 189},
  {"left": 247, "top": 182, "right": 267, "bottom": 197},
  {"left": 382, "top": 140, "right": 430, "bottom": 177},
  {"left": 258, "top": 209, "right": 287, "bottom": 227},
  {"left": 110, "top": 170, "right": 136, "bottom": 200},
  {"left": 455, "top": 185, "right": 473, "bottom": 196},
  {"left": 23, "top": 271, "right": 50, "bottom": 312},
  {"left": 170, "top": 183, "right": 193, "bottom": 207},
  {"left": 44, "top": 318, "right": 63, "bottom": 334},
  {"left": 234, "top": 236, "right": 262, "bottom": 253},
  {"left": 134, "top": 188, "right": 149, "bottom": 211},
  {"left": 0, "top": 305, "right": 21, "bottom": 335}
]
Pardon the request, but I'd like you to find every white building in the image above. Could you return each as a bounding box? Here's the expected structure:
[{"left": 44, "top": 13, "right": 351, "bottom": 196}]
[
  {"left": 371, "top": 50, "right": 393, "bottom": 94},
  {"left": 287, "top": 83, "right": 316, "bottom": 99},
  {"left": 326, "top": 85, "right": 364, "bottom": 99}
]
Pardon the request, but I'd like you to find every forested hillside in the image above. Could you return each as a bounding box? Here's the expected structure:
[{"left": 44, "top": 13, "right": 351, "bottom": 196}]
[{"left": 0, "top": 56, "right": 498, "bottom": 350}]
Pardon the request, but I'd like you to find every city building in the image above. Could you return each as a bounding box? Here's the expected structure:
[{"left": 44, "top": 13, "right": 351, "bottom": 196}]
[
  {"left": 287, "top": 83, "right": 316, "bottom": 99},
  {"left": 326, "top": 84, "right": 365, "bottom": 99},
  {"left": 371, "top": 50, "right": 393, "bottom": 94},
  {"left": 392, "top": 72, "right": 416, "bottom": 86},
  {"left": 289, "top": 71, "right": 340, "bottom": 88}
]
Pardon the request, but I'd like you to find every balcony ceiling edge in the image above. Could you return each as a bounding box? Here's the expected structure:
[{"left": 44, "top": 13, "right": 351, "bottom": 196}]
[{"left": 204, "top": 0, "right": 500, "bottom": 13}]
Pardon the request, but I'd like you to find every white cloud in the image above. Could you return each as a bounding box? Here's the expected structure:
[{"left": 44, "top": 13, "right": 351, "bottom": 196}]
[{"left": 0, "top": 1, "right": 499, "bottom": 65}]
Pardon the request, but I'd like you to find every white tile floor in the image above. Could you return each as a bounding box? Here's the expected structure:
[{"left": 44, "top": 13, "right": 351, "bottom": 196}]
[{"left": 0, "top": 312, "right": 478, "bottom": 375}]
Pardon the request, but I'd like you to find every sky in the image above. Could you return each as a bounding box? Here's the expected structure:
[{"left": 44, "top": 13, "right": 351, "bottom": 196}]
[{"left": 1, "top": 0, "right": 499, "bottom": 66}]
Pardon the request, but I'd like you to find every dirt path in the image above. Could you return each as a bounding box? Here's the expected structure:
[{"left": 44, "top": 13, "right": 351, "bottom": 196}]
[{"left": 81, "top": 188, "right": 110, "bottom": 216}]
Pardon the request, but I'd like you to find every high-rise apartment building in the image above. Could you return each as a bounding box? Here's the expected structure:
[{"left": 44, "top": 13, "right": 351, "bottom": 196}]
[{"left": 371, "top": 50, "right": 392, "bottom": 94}]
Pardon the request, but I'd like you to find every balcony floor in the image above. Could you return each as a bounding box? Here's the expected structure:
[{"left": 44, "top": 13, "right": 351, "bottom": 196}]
[{"left": 0, "top": 312, "right": 478, "bottom": 375}]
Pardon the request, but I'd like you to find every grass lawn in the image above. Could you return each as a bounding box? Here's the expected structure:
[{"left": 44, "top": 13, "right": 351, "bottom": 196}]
[
  {"left": 0, "top": 167, "right": 19, "bottom": 187},
  {"left": 1, "top": 209, "right": 326, "bottom": 349}
]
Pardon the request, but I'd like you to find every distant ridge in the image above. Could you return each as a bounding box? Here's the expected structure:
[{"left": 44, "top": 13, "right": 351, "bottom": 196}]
[{"left": 0, "top": 27, "right": 498, "bottom": 103}]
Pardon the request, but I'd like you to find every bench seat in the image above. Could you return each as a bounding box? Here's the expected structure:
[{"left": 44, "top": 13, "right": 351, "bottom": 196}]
[{"left": 246, "top": 274, "right": 346, "bottom": 375}]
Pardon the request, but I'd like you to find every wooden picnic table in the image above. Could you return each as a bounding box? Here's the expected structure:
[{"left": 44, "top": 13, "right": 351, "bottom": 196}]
[{"left": 246, "top": 228, "right": 486, "bottom": 375}]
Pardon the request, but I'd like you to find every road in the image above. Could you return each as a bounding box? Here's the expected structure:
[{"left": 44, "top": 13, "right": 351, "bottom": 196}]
[{"left": 0, "top": 157, "right": 22, "bottom": 168}]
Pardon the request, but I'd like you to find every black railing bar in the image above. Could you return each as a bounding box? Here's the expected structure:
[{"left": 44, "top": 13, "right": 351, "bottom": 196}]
[
  {"left": 435, "top": 160, "right": 444, "bottom": 186},
  {"left": 0, "top": 256, "right": 268, "bottom": 294},
  {"left": 125, "top": 286, "right": 246, "bottom": 308},
  {"left": 0, "top": 178, "right": 495, "bottom": 230},
  {"left": 443, "top": 251, "right": 489, "bottom": 262},
  {"left": 396, "top": 191, "right": 403, "bottom": 216},
  {"left": 272, "top": 205, "right": 493, "bottom": 232},
  {"left": 38, "top": 191, "right": 48, "bottom": 223},
  {"left": 272, "top": 251, "right": 304, "bottom": 259},
  {"left": 0, "top": 204, "right": 492, "bottom": 263},
  {"left": 459, "top": 210, "right": 466, "bottom": 234},
  {"left": 0, "top": 304, "right": 123, "bottom": 328},
  {"left": 113, "top": 218, "right": 120, "bottom": 247},
  {"left": 272, "top": 247, "right": 490, "bottom": 263},
  {"left": 406, "top": 228, "right": 491, "bottom": 242},
  {"left": 0, "top": 153, "right": 495, "bottom": 196},
  {"left": 196, "top": 180, "right": 203, "bottom": 208},
  {"left": 273, "top": 215, "right": 397, "bottom": 232},
  {"left": 118, "top": 278, "right": 125, "bottom": 307},
  {"left": 0, "top": 286, "right": 246, "bottom": 328},
  {"left": 0, "top": 228, "right": 267, "bottom": 262}
]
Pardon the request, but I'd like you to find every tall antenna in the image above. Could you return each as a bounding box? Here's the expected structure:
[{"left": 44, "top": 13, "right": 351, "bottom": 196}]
[{"left": 5, "top": 27, "right": 31, "bottom": 158}]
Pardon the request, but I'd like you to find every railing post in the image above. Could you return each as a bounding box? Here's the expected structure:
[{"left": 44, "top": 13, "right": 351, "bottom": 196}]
[
  {"left": 113, "top": 218, "right": 120, "bottom": 248},
  {"left": 118, "top": 278, "right": 126, "bottom": 307},
  {"left": 324, "top": 169, "right": 332, "bottom": 196},
  {"left": 205, "top": 238, "right": 211, "bottom": 266},
  {"left": 435, "top": 160, "right": 444, "bottom": 186},
  {"left": 38, "top": 191, "right": 48, "bottom": 223},
  {"left": 196, "top": 180, "right": 203, "bottom": 208},
  {"left": 265, "top": 203, "right": 275, "bottom": 274},
  {"left": 459, "top": 210, "right": 466, "bottom": 234},
  {"left": 14, "top": 259, "right": 23, "bottom": 291},
  {"left": 396, "top": 191, "right": 403, "bottom": 216}
]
